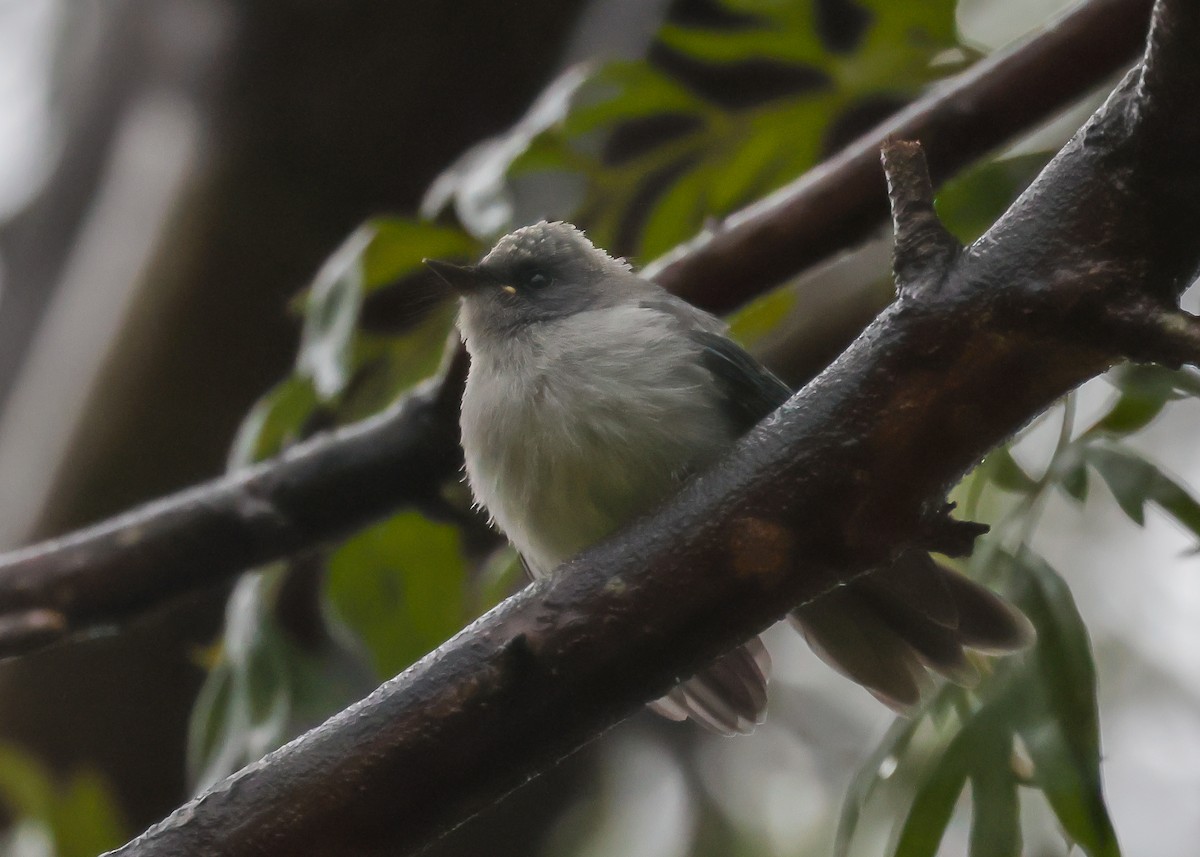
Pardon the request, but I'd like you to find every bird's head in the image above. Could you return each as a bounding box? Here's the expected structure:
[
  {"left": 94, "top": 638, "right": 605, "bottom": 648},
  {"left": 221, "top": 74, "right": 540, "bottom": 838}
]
[{"left": 426, "top": 221, "right": 642, "bottom": 342}]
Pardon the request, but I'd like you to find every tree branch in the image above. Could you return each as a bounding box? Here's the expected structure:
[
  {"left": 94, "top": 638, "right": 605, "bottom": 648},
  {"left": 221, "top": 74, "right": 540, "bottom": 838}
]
[
  {"left": 0, "top": 350, "right": 468, "bottom": 655},
  {"left": 104, "top": 1, "right": 1200, "bottom": 854},
  {"left": 0, "top": 0, "right": 1156, "bottom": 659},
  {"left": 881, "top": 138, "right": 961, "bottom": 295},
  {"left": 645, "top": 0, "right": 1156, "bottom": 312}
]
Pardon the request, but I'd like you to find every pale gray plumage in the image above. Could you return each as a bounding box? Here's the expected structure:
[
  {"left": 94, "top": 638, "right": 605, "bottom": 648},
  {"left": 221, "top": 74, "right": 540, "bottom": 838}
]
[{"left": 430, "top": 220, "right": 1033, "bottom": 735}]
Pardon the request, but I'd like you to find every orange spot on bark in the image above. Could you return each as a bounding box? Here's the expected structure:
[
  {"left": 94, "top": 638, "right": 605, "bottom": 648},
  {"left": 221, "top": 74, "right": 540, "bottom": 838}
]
[{"left": 729, "top": 517, "right": 793, "bottom": 580}]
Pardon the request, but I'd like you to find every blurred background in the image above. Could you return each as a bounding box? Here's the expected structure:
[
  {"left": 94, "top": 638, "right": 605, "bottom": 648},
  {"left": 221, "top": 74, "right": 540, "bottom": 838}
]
[{"left": 0, "top": 0, "right": 1195, "bottom": 855}]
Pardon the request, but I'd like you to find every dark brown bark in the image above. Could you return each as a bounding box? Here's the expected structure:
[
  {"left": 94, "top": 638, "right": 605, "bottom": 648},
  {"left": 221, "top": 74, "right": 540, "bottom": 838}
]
[{"left": 104, "top": 1, "right": 1200, "bottom": 854}]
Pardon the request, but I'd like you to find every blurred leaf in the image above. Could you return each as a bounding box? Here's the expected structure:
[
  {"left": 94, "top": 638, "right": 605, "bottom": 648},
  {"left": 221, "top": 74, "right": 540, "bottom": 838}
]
[
  {"left": 1083, "top": 364, "right": 1200, "bottom": 439},
  {"left": 481, "top": 0, "right": 967, "bottom": 259},
  {"left": 298, "top": 226, "right": 372, "bottom": 399},
  {"left": 296, "top": 219, "right": 474, "bottom": 402},
  {"left": 472, "top": 546, "right": 526, "bottom": 615},
  {"left": 1086, "top": 444, "right": 1200, "bottom": 542},
  {"left": 836, "top": 714, "right": 926, "bottom": 857},
  {"left": 892, "top": 722, "right": 969, "bottom": 857},
  {"left": 889, "top": 695, "right": 1020, "bottom": 857},
  {"left": 987, "top": 447, "right": 1038, "bottom": 495},
  {"left": 326, "top": 511, "right": 471, "bottom": 679},
  {"left": 359, "top": 219, "right": 478, "bottom": 291},
  {"left": 936, "top": 152, "right": 1054, "bottom": 242},
  {"left": 422, "top": 66, "right": 594, "bottom": 235},
  {"left": 1058, "top": 455, "right": 1090, "bottom": 503},
  {"left": 187, "top": 568, "right": 377, "bottom": 793},
  {"left": 1106, "top": 363, "right": 1200, "bottom": 400},
  {"left": 1087, "top": 390, "right": 1169, "bottom": 437},
  {"left": 841, "top": 547, "right": 1117, "bottom": 857},
  {"left": 0, "top": 745, "right": 126, "bottom": 857},
  {"left": 227, "top": 375, "right": 321, "bottom": 469},
  {"left": 1005, "top": 552, "right": 1119, "bottom": 857},
  {"left": 967, "top": 736, "right": 1022, "bottom": 857},
  {"left": 49, "top": 771, "right": 128, "bottom": 857},
  {"left": 337, "top": 302, "right": 458, "bottom": 424},
  {"left": 726, "top": 281, "right": 798, "bottom": 348}
]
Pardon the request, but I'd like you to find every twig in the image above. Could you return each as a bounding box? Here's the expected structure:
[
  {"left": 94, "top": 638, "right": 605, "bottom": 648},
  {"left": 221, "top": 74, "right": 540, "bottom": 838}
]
[{"left": 880, "top": 139, "right": 961, "bottom": 296}]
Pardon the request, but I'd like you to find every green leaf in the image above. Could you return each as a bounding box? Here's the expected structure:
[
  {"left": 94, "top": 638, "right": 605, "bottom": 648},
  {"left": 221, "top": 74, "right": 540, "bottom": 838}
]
[
  {"left": 337, "top": 302, "right": 458, "bottom": 424},
  {"left": 472, "top": 546, "right": 526, "bottom": 615},
  {"left": 298, "top": 226, "right": 372, "bottom": 400},
  {"left": 227, "top": 375, "right": 321, "bottom": 469},
  {"left": 0, "top": 745, "right": 126, "bottom": 857},
  {"left": 892, "top": 725, "right": 970, "bottom": 857},
  {"left": 1058, "top": 457, "right": 1090, "bottom": 503},
  {"left": 1083, "top": 364, "right": 1200, "bottom": 440},
  {"left": 726, "top": 282, "right": 799, "bottom": 349},
  {"left": 936, "top": 152, "right": 1055, "bottom": 243},
  {"left": 967, "top": 734, "right": 1022, "bottom": 857},
  {"left": 1086, "top": 444, "right": 1200, "bottom": 542},
  {"left": 1087, "top": 390, "right": 1169, "bottom": 436},
  {"left": 423, "top": 66, "right": 594, "bottom": 235},
  {"left": 1106, "top": 363, "right": 1200, "bottom": 400},
  {"left": 359, "top": 219, "right": 477, "bottom": 292},
  {"left": 50, "top": 770, "right": 128, "bottom": 857},
  {"left": 1004, "top": 553, "right": 1119, "bottom": 857},
  {"left": 325, "top": 511, "right": 471, "bottom": 679},
  {"left": 486, "top": 0, "right": 969, "bottom": 258},
  {"left": 296, "top": 219, "right": 474, "bottom": 402},
  {"left": 187, "top": 568, "right": 377, "bottom": 792},
  {"left": 835, "top": 714, "right": 926, "bottom": 857},
  {"left": 987, "top": 447, "right": 1039, "bottom": 495}
]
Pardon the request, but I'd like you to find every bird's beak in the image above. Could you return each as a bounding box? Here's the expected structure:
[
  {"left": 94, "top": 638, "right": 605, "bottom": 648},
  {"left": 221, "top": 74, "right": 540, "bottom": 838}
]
[{"left": 423, "top": 259, "right": 492, "bottom": 294}]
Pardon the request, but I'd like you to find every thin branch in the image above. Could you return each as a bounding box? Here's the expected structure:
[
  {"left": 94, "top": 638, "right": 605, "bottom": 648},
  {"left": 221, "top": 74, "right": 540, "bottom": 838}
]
[
  {"left": 646, "top": 0, "right": 1156, "bottom": 313},
  {"left": 0, "top": 0, "right": 1156, "bottom": 659},
  {"left": 1100, "top": 302, "right": 1200, "bottom": 368},
  {"left": 0, "top": 349, "right": 468, "bottom": 652},
  {"left": 104, "top": 1, "right": 1200, "bottom": 854},
  {"left": 880, "top": 139, "right": 960, "bottom": 295}
]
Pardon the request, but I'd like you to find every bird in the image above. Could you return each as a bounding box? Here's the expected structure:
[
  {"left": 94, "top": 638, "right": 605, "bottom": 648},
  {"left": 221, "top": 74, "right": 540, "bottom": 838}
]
[{"left": 425, "top": 220, "right": 1034, "bottom": 735}]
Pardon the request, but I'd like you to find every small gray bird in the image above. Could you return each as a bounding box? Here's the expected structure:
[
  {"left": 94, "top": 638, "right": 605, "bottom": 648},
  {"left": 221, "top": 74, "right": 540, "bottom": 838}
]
[{"left": 426, "top": 221, "right": 1033, "bottom": 735}]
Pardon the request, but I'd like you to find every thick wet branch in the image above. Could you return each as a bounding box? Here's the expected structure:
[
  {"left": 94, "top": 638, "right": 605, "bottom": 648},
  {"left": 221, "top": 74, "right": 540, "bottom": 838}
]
[
  {"left": 0, "top": 351, "right": 468, "bottom": 655},
  {"left": 105, "top": 1, "right": 1200, "bottom": 854}
]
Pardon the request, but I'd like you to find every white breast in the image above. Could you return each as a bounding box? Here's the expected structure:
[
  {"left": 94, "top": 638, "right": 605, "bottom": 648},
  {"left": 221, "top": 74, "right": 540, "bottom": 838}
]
[{"left": 460, "top": 304, "right": 735, "bottom": 577}]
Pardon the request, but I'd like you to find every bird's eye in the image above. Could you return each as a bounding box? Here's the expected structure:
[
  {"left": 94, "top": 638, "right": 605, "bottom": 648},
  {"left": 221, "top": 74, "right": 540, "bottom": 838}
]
[{"left": 527, "top": 272, "right": 551, "bottom": 290}]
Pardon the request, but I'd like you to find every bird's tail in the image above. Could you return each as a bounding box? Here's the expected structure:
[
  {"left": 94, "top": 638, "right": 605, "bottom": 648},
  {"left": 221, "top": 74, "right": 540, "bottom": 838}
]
[
  {"left": 646, "top": 551, "right": 1034, "bottom": 732},
  {"left": 647, "top": 636, "right": 771, "bottom": 735},
  {"left": 790, "top": 551, "right": 1036, "bottom": 712}
]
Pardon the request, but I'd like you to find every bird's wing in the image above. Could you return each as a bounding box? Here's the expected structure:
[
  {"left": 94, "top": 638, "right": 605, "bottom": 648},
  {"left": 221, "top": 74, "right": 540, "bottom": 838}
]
[
  {"left": 682, "top": 324, "right": 1034, "bottom": 713},
  {"left": 688, "top": 329, "right": 792, "bottom": 434}
]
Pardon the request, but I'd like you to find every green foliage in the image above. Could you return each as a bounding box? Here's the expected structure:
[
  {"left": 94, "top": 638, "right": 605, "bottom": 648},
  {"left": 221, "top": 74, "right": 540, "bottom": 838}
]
[
  {"left": 325, "top": 512, "right": 470, "bottom": 679},
  {"left": 838, "top": 552, "right": 1116, "bottom": 857},
  {"left": 842, "top": 364, "right": 1200, "bottom": 856},
  {"left": 935, "top": 152, "right": 1053, "bottom": 243},
  {"left": 425, "top": 0, "right": 972, "bottom": 260},
  {"left": 0, "top": 745, "right": 125, "bottom": 857},
  {"left": 295, "top": 218, "right": 475, "bottom": 409},
  {"left": 186, "top": 567, "right": 378, "bottom": 792},
  {"left": 192, "top": 219, "right": 482, "bottom": 790}
]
